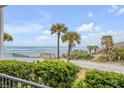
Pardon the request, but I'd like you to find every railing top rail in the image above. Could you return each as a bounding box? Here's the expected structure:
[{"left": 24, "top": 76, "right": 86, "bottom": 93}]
[{"left": 0, "top": 73, "right": 49, "bottom": 88}]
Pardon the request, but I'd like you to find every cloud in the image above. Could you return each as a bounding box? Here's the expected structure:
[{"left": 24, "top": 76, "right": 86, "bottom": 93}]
[
  {"left": 108, "top": 5, "right": 124, "bottom": 16},
  {"left": 43, "top": 30, "right": 51, "bottom": 35},
  {"left": 4, "top": 22, "right": 44, "bottom": 34},
  {"left": 76, "top": 22, "right": 102, "bottom": 32},
  {"left": 4, "top": 21, "right": 56, "bottom": 46},
  {"left": 94, "top": 26, "right": 102, "bottom": 32},
  {"left": 108, "top": 5, "right": 118, "bottom": 13},
  {"left": 81, "top": 35, "right": 87, "bottom": 39},
  {"left": 35, "top": 30, "right": 51, "bottom": 41},
  {"left": 88, "top": 12, "right": 93, "bottom": 18},
  {"left": 87, "top": 30, "right": 124, "bottom": 43},
  {"left": 76, "top": 22, "right": 94, "bottom": 32},
  {"left": 115, "top": 8, "right": 124, "bottom": 15}
]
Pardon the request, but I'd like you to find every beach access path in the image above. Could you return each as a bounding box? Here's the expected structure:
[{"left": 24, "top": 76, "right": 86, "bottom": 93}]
[{"left": 70, "top": 60, "right": 124, "bottom": 74}]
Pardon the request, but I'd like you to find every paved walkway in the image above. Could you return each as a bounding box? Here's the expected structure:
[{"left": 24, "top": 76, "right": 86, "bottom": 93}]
[{"left": 71, "top": 60, "right": 124, "bottom": 74}]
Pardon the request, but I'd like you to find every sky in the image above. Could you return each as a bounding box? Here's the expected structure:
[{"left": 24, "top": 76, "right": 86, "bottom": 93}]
[{"left": 4, "top": 5, "right": 124, "bottom": 47}]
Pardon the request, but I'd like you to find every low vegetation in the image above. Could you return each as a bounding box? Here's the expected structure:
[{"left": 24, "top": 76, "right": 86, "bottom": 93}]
[
  {"left": 1, "top": 60, "right": 124, "bottom": 88},
  {"left": 0, "top": 60, "right": 80, "bottom": 88},
  {"left": 34, "top": 60, "right": 80, "bottom": 87},
  {"left": 117, "top": 48, "right": 124, "bottom": 60},
  {"left": 63, "top": 50, "right": 94, "bottom": 60},
  {"left": 73, "top": 70, "right": 124, "bottom": 88}
]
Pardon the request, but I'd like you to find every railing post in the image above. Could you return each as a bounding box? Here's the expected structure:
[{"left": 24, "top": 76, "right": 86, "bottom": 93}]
[{"left": 0, "top": 7, "right": 4, "bottom": 59}]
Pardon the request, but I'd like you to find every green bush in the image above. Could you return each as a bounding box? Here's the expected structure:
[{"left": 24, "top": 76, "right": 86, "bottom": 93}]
[
  {"left": 0, "top": 60, "right": 80, "bottom": 88},
  {"left": 117, "top": 48, "right": 124, "bottom": 60},
  {"left": 63, "top": 50, "right": 94, "bottom": 60},
  {"left": 0, "top": 60, "right": 33, "bottom": 80},
  {"left": 72, "top": 78, "right": 88, "bottom": 88},
  {"left": 34, "top": 60, "right": 80, "bottom": 88},
  {"left": 73, "top": 70, "right": 124, "bottom": 88}
]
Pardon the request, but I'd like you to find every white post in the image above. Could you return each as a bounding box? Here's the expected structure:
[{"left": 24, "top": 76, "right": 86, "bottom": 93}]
[{"left": 0, "top": 7, "right": 4, "bottom": 59}]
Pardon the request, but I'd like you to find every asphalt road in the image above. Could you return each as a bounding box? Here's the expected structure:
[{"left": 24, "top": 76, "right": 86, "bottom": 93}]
[{"left": 71, "top": 60, "right": 124, "bottom": 74}]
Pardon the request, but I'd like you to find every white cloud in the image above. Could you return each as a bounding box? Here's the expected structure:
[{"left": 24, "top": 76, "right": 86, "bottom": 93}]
[
  {"left": 94, "top": 26, "right": 102, "bottom": 32},
  {"left": 81, "top": 35, "right": 87, "bottom": 39},
  {"left": 4, "top": 22, "right": 44, "bottom": 34},
  {"left": 43, "top": 30, "right": 51, "bottom": 35},
  {"left": 35, "top": 29, "right": 51, "bottom": 41},
  {"left": 108, "top": 6, "right": 124, "bottom": 16},
  {"left": 108, "top": 5, "right": 118, "bottom": 13},
  {"left": 76, "top": 22, "right": 94, "bottom": 32},
  {"left": 115, "top": 8, "right": 124, "bottom": 15},
  {"left": 88, "top": 30, "right": 124, "bottom": 43},
  {"left": 88, "top": 12, "right": 93, "bottom": 18},
  {"left": 76, "top": 22, "right": 102, "bottom": 32},
  {"left": 4, "top": 22, "right": 56, "bottom": 46}
]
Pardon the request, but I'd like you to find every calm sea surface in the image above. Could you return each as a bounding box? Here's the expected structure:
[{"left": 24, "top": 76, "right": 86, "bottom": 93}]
[{"left": 4, "top": 46, "right": 86, "bottom": 57}]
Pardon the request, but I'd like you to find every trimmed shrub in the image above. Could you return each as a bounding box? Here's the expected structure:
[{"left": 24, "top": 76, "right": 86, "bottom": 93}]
[
  {"left": 0, "top": 60, "right": 33, "bottom": 80},
  {"left": 34, "top": 60, "right": 80, "bottom": 88},
  {"left": 73, "top": 70, "right": 124, "bottom": 88},
  {"left": 0, "top": 60, "right": 80, "bottom": 88}
]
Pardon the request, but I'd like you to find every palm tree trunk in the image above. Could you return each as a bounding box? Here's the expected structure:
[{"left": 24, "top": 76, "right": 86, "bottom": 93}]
[
  {"left": 68, "top": 45, "right": 71, "bottom": 61},
  {"left": 57, "top": 34, "right": 60, "bottom": 59}
]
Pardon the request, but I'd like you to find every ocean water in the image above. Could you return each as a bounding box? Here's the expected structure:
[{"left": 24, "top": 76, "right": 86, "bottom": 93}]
[{"left": 4, "top": 46, "right": 86, "bottom": 57}]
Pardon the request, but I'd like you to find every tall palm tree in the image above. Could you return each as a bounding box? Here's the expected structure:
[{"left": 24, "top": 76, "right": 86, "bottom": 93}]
[
  {"left": 50, "top": 23, "right": 68, "bottom": 59},
  {"left": 101, "top": 35, "right": 116, "bottom": 62},
  {"left": 101, "top": 35, "right": 114, "bottom": 48},
  {"left": 4, "top": 33, "right": 13, "bottom": 41},
  {"left": 62, "top": 32, "right": 81, "bottom": 61}
]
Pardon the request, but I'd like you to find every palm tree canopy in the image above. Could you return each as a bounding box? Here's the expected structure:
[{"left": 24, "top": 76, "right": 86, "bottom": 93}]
[
  {"left": 87, "top": 45, "right": 92, "bottom": 49},
  {"left": 4, "top": 33, "right": 13, "bottom": 42},
  {"left": 101, "top": 35, "right": 113, "bottom": 46},
  {"left": 62, "top": 32, "right": 81, "bottom": 47},
  {"left": 50, "top": 23, "right": 68, "bottom": 35}
]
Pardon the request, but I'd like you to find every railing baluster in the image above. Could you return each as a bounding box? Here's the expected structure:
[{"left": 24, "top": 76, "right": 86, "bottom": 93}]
[
  {"left": 0, "top": 73, "right": 48, "bottom": 88},
  {"left": 8, "top": 79, "right": 11, "bottom": 88},
  {"left": 21, "top": 82, "right": 23, "bottom": 88},
  {"left": 2, "top": 78, "right": 3, "bottom": 88},
  {"left": 12, "top": 80, "right": 14, "bottom": 88},
  {"left": 5, "top": 78, "right": 7, "bottom": 88}
]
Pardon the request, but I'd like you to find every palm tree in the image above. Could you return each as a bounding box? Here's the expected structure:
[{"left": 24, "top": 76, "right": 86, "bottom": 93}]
[
  {"left": 4, "top": 33, "right": 13, "bottom": 41},
  {"left": 101, "top": 35, "right": 116, "bottom": 62},
  {"left": 62, "top": 32, "right": 81, "bottom": 61},
  {"left": 87, "top": 45, "right": 99, "bottom": 54},
  {"left": 87, "top": 45, "right": 92, "bottom": 54},
  {"left": 93, "top": 45, "right": 99, "bottom": 54},
  {"left": 50, "top": 23, "right": 68, "bottom": 59}
]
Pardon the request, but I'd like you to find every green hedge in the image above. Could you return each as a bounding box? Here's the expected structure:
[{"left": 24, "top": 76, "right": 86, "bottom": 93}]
[
  {"left": 73, "top": 70, "right": 124, "bottom": 88},
  {"left": 0, "top": 60, "right": 80, "bottom": 88},
  {"left": 34, "top": 60, "right": 80, "bottom": 87},
  {"left": 2, "top": 60, "right": 124, "bottom": 88},
  {"left": 0, "top": 60, "right": 33, "bottom": 80}
]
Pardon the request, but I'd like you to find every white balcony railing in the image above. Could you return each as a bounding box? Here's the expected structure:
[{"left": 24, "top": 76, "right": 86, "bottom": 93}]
[{"left": 0, "top": 73, "right": 49, "bottom": 88}]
